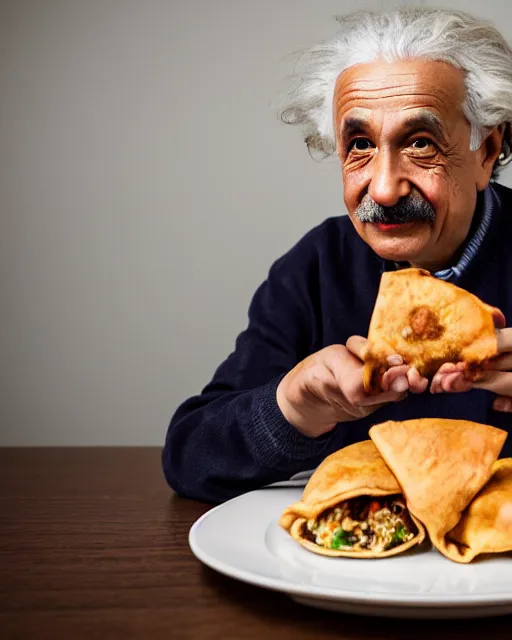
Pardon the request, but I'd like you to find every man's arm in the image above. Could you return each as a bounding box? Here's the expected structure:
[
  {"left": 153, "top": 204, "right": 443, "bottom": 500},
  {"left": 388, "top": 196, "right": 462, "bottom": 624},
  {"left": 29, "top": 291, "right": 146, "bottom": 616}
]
[{"left": 162, "top": 250, "right": 335, "bottom": 503}]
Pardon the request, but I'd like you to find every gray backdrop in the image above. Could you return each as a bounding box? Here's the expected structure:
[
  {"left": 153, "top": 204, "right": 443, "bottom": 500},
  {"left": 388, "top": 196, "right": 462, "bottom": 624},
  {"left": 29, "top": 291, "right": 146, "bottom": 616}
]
[{"left": 1, "top": 0, "right": 511, "bottom": 445}]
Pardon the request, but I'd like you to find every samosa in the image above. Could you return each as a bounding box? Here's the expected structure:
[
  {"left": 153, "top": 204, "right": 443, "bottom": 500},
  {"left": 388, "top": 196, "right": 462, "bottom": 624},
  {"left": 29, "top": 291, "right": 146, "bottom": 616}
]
[
  {"left": 279, "top": 440, "right": 426, "bottom": 558},
  {"left": 363, "top": 268, "right": 501, "bottom": 393}
]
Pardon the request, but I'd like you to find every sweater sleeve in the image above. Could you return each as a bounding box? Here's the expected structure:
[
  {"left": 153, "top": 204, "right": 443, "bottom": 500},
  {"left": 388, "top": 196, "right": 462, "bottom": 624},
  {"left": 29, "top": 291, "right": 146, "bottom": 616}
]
[{"left": 162, "top": 239, "right": 340, "bottom": 502}]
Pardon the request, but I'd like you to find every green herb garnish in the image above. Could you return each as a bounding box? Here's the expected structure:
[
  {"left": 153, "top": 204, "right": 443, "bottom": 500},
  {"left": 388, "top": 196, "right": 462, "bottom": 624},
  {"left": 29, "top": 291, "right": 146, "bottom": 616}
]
[
  {"left": 385, "top": 524, "right": 409, "bottom": 550},
  {"left": 392, "top": 524, "right": 408, "bottom": 543},
  {"left": 331, "top": 529, "right": 353, "bottom": 549}
]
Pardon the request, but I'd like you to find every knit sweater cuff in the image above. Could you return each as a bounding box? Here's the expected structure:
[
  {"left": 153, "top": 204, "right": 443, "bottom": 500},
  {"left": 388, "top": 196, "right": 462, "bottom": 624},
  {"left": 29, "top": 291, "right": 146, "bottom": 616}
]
[{"left": 251, "top": 376, "right": 333, "bottom": 466}]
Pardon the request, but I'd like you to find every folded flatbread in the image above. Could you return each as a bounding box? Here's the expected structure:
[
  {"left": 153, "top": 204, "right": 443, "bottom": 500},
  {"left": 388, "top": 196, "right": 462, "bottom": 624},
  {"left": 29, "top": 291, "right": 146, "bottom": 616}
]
[
  {"left": 279, "top": 440, "right": 426, "bottom": 558},
  {"left": 369, "top": 418, "right": 508, "bottom": 564},
  {"left": 363, "top": 268, "right": 500, "bottom": 394},
  {"left": 446, "top": 458, "right": 512, "bottom": 562}
]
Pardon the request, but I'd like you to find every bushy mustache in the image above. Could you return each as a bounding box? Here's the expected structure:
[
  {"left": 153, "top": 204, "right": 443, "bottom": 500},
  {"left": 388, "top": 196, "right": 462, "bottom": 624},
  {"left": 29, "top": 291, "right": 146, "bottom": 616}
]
[{"left": 355, "top": 193, "right": 435, "bottom": 224}]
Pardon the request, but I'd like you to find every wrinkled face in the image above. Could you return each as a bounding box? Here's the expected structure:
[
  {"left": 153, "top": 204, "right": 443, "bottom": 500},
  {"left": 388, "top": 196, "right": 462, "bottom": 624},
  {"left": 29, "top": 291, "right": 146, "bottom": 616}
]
[{"left": 334, "top": 59, "right": 499, "bottom": 270}]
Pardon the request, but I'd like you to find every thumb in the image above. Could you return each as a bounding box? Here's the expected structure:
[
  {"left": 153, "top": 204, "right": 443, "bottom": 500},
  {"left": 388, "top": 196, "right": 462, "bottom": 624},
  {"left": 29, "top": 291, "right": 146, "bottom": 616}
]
[
  {"left": 491, "top": 306, "right": 506, "bottom": 330},
  {"left": 346, "top": 335, "right": 368, "bottom": 361}
]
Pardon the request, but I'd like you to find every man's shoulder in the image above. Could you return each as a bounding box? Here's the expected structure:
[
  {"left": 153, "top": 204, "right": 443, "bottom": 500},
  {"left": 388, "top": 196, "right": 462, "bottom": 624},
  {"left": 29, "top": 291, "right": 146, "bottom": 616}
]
[
  {"left": 272, "top": 215, "right": 375, "bottom": 280},
  {"left": 281, "top": 214, "right": 365, "bottom": 263},
  {"left": 304, "top": 213, "right": 356, "bottom": 239}
]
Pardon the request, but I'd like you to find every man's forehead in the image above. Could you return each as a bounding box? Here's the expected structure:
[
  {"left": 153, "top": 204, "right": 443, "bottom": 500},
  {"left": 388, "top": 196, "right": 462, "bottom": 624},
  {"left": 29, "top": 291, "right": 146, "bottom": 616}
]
[
  {"left": 333, "top": 59, "right": 466, "bottom": 123},
  {"left": 335, "top": 58, "right": 465, "bottom": 94}
]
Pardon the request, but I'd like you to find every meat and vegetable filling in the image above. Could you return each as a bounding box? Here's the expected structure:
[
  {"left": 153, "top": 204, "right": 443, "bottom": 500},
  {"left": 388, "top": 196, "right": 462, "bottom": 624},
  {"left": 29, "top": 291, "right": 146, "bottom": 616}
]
[{"left": 304, "top": 495, "right": 417, "bottom": 553}]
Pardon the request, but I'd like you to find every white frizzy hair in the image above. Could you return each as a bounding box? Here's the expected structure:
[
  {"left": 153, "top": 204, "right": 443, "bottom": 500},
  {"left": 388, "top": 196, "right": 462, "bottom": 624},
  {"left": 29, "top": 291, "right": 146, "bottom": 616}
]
[{"left": 280, "top": 6, "right": 512, "bottom": 178}]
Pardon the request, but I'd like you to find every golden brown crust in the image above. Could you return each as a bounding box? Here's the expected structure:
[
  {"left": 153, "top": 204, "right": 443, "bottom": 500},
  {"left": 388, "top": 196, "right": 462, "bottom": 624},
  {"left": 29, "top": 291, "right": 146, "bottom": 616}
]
[
  {"left": 445, "top": 458, "right": 512, "bottom": 563},
  {"left": 279, "top": 440, "right": 426, "bottom": 558},
  {"left": 363, "top": 268, "right": 499, "bottom": 394},
  {"left": 369, "top": 418, "right": 508, "bottom": 564}
]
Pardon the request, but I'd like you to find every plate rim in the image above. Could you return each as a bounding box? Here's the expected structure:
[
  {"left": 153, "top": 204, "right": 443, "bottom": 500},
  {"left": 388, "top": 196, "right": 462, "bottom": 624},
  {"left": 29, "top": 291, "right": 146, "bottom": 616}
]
[{"left": 188, "top": 488, "right": 512, "bottom": 609}]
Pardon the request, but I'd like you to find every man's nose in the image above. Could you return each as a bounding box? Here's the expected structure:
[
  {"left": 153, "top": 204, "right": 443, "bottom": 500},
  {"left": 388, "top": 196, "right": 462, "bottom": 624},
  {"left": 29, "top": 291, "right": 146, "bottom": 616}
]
[{"left": 367, "top": 150, "right": 411, "bottom": 207}]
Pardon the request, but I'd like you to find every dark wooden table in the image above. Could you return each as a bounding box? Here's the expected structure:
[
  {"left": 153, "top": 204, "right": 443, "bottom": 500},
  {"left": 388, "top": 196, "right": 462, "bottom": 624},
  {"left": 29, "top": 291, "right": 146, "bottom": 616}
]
[{"left": 0, "top": 448, "right": 510, "bottom": 639}]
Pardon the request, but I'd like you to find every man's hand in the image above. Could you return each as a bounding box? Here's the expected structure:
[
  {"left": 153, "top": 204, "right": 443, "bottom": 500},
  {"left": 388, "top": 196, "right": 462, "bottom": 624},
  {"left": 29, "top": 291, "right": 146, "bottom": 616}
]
[
  {"left": 276, "top": 337, "right": 429, "bottom": 438},
  {"left": 431, "top": 328, "right": 512, "bottom": 412}
]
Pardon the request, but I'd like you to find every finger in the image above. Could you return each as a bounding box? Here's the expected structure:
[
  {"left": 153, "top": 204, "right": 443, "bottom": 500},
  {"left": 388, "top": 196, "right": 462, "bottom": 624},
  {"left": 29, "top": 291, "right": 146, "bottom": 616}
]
[
  {"left": 326, "top": 345, "right": 371, "bottom": 403},
  {"left": 391, "top": 376, "right": 409, "bottom": 393},
  {"left": 440, "top": 371, "right": 472, "bottom": 393},
  {"left": 496, "top": 328, "right": 512, "bottom": 354},
  {"left": 327, "top": 349, "right": 407, "bottom": 408},
  {"left": 381, "top": 364, "right": 409, "bottom": 392},
  {"left": 345, "top": 335, "right": 368, "bottom": 361},
  {"left": 491, "top": 307, "right": 506, "bottom": 330},
  {"left": 493, "top": 396, "right": 512, "bottom": 412},
  {"left": 473, "top": 370, "right": 512, "bottom": 396},
  {"left": 486, "top": 352, "right": 512, "bottom": 371},
  {"left": 407, "top": 367, "right": 429, "bottom": 394},
  {"left": 303, "top": 357, "right": 363, "bottom": 421},
  {"left": 430, "top": 363, "right": 459, "bottom": 394},
  {"left": 437, "top": 362, "right": 460, "bottom": 374},
  {"left": 432, "top": 371, "right": 472, "bottom": 394}
]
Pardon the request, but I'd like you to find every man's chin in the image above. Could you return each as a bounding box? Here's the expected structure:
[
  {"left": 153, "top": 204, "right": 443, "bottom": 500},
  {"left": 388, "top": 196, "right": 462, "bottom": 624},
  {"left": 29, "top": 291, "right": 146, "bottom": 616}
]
[{"left": 362, "top": 222, "right": 432, "bottom": 264}]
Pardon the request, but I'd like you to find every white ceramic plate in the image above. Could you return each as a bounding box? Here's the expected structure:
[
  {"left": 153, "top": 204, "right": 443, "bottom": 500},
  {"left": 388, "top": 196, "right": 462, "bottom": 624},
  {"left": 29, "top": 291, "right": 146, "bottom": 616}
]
[{"left": 189, "top": 488, "right": 512, "bottom": 619}]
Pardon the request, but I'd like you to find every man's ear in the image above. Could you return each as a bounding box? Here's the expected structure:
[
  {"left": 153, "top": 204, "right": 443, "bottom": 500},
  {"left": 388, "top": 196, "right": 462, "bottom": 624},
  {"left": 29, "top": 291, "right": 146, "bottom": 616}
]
[{"left": 475, "top": 124, "right": 505, "bottom": 190}]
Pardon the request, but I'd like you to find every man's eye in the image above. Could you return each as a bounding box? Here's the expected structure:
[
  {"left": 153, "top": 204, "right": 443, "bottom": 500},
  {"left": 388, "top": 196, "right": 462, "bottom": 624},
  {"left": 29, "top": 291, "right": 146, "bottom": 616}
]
[
  {"left": 411, "top": 138, "right": 435, "bottom": 150},
  {"left": 349, "top": 138, "right": 374, "bottom": 152}
]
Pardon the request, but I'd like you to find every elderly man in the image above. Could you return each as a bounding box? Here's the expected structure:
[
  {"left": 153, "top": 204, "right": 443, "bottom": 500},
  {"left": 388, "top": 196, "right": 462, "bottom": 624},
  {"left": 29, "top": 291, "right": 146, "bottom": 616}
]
[{"left": 163, "top": 7, "right": 512, "bottom": 502}]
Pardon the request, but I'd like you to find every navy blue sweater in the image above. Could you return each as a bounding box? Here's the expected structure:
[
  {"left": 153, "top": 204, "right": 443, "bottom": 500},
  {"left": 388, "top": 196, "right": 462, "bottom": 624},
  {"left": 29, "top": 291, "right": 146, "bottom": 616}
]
[{"left": 163, "top": 183, "right": 512, "bottom": 503}]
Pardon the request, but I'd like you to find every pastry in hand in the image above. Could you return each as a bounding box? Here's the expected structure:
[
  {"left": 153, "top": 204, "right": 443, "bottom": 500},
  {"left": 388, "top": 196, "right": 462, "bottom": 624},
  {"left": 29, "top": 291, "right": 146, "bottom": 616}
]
[{"left": 363, "top": 267, "right": 502, "bottom": 394}]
